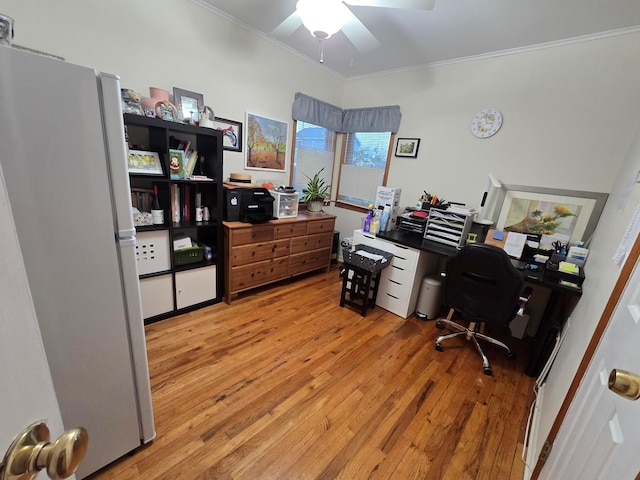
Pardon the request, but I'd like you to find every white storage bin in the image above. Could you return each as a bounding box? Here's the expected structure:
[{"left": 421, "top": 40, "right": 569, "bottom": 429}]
[
  {"left": 175, "top": 265, "right": 217, "bottom": 309},
  {"left": 136, "top": 230, "right": 171, "bottom": 275},
  {"left": 139, "top": 274, "right": 173, "bottom": 319}
]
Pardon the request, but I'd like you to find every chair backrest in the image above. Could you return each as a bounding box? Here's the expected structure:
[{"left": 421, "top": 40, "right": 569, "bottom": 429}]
[{"left": 444, "top": 243, "right": 525, "bottom": 326}]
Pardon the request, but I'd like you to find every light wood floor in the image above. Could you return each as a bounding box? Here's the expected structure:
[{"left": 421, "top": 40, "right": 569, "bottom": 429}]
[{"left": 88, "top": 265, "right": 536, "bottom": 480}]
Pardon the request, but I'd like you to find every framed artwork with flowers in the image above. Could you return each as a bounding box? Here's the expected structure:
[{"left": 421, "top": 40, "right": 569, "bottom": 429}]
[{"left": 494, "top": 185, "right": 608, "bottom": 245}]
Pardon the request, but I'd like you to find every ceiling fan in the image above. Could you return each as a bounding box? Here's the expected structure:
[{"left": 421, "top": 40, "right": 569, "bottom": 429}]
[{"left": 271, "top": 0, "right": 436, "bottom": 55}]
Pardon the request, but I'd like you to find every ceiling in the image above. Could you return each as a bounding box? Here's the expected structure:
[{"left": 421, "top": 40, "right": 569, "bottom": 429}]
[{"left": 195, "top": 0, "right": 640, "bottom": 78}]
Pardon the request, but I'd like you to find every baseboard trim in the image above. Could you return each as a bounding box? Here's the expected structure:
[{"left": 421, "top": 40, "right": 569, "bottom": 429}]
[{"left": 524, "top": 383, "right": 546, "bottom": 480}]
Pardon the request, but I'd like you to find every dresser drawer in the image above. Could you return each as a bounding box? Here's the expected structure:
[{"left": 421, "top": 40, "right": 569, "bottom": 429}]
[
  {"left": 231, "top": 240, "right": 291, "bottom": 267},
  {"left": 231, "top": 224, "right": 274, "bottom": 246},
  {"left": 274, "top": 222, "right": 307, "bottom": 239},
  {"left": 290, "top": 232, "right": 333, "bottom": 254},
  {"left": 289, "top": 248, "right": 331, "bottom": 275},
  {"left": 307, "top": 218, "right": 334, "bottom": 234},
  {"left": 231, "top": 257, "right": 289, "bottom": 291}
]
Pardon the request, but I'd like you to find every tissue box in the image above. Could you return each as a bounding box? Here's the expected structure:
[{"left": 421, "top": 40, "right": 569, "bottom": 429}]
[
  {"left": 133, "top": 211, "right": 153, "bottom": 226},
  {"left": 173, "top": 233, "right": 193, "bottom": 250}
]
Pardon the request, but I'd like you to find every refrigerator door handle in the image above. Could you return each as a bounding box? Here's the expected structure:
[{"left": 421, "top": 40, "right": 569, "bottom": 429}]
[{"left": 98, "top": 72, "right": 136, "bottom": 239}]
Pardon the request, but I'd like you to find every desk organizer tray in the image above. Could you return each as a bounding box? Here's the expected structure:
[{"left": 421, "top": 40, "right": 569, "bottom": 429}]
[{"left": 342, "top": 244, "right": 393, "bottom": 273}]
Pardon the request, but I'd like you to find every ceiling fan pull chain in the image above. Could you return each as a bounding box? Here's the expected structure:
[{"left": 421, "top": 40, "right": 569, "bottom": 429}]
[{"left": 319, "top": 38, "right": 324, "bottom": 63}]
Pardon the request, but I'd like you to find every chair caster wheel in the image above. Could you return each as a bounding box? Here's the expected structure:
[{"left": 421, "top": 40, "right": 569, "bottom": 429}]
[
  {"left": 435, "top": 343, "right": 443, "bottom": 352},
  {"left": 483, "top": 367, "right": 493, "bottom": 376},
  {"left": 435, "top": 321, "right": 444, "bottom": 329}
]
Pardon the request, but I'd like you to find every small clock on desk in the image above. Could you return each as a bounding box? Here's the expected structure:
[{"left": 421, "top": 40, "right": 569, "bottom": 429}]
[{"left": 471, "top": 108, "right": 503, "bottom": 138}]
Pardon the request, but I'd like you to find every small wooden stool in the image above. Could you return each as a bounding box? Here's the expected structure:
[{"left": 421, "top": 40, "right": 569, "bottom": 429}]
[{"left": 340, "top": 264, "right": 382, "bottom": 316}]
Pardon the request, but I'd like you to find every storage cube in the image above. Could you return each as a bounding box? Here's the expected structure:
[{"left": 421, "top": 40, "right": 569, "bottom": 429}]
[{"left": 136, "top": 230, "right": 171, "bottom": 275}]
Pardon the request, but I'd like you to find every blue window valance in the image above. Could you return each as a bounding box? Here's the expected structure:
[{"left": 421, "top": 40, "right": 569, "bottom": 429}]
[{"left": 292, "top": 92, "right": 401, "bottom": 133}]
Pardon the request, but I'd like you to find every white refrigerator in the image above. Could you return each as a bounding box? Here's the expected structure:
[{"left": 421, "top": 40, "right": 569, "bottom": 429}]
[{"left": 0, "top": 46, "right": 155, "bottom": 477}]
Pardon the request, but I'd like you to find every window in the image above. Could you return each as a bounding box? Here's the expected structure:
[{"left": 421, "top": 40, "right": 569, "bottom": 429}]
[
  {"left": 290, "top": 120, "right": 336, "bottom": 196},
  {"left": 337, "top": 131, "right": 393, "bottom": 209}
]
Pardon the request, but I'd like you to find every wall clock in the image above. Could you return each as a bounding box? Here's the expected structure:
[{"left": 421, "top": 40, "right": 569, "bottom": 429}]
[{"left": 471, "top": 108, "right": 502, "bottom": 138}]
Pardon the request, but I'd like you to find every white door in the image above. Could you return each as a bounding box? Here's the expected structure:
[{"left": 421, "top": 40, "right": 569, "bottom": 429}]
[
  {"left": 540, "top": 255, "right": 640, "bottom": 478},
  {"left": 0, "top": 168, "right": 70, "bottom": 476}
]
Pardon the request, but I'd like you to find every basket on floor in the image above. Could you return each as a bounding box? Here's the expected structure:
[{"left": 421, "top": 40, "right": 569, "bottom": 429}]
[{"left": 342, "top": 244, "right": 393, "bottom": 273}]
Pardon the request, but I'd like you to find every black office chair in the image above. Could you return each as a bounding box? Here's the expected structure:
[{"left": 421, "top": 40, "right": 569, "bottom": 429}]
[{"left": 434, "top": 243, "right": 532, "bottom": 375}]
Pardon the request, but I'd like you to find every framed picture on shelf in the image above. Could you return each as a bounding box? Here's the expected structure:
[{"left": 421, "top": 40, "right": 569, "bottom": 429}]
[
  {"left": 172, "top": 87, "right": 204, "bottom": 124},
  {"left": 245, "top": 112, "right": 288, "bottom": 172},
  {"left": 127, "top": 150, "right": 163, "bottom": 175},
  {"left": 212, "top": 117, "right": 243, "bottom": 152},
  {"left": 395, "top": 138, "right": 420, "bottom": 157}
]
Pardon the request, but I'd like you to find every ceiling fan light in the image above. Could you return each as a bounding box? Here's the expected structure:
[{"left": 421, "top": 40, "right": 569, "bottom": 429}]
[{"left": 296, "top": 0, "right": 347, "bottom": 39}]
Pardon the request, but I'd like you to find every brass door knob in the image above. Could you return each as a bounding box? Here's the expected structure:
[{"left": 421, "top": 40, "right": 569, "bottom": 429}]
[
  {"left": 0, "top": 421, "right": 88, "bottom": 480},
  {"left": 608, "top": 369, "right": 640, "bottom": 400}
]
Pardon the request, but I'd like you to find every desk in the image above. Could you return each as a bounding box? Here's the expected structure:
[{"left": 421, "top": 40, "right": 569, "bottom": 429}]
[{"left": 375, "top": 229, "right": 582, "bottom": 377}]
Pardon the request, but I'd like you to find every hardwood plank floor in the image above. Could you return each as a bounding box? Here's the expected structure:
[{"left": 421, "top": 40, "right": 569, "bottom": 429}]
[{"left": 87, "top": 265, "right": 535, "bottom": 479}]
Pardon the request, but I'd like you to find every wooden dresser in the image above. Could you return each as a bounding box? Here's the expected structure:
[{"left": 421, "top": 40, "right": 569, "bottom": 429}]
[{"left": 223, "top": 214, "right": 336, "bottom": 303}]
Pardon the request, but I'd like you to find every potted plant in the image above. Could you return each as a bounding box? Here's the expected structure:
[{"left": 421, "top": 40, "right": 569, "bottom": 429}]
[{"left": 301, "top": 168, "right": 330, "bottom": 213}]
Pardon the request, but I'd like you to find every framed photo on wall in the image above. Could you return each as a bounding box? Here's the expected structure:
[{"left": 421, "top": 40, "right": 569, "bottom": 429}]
[
  {"left": 395, "top": 138, "right": 420, "bottom": 157},
  {"left": 245, "top": 112, "right": 288, "bottom": 172},
  {"left": 212, "top": 117, "right": 243, "bottom": 152}
]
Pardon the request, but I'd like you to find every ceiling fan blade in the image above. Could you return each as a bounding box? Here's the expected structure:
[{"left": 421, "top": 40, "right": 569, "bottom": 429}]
[
  {"left": 344, "top": 0, "right": 436, "bottom": 10},
  {"left": 339, "top": 6, "right": 381, "bottom": 54},
  {"left": 271, "top": 11, "right": 303, "bottom": 38}
]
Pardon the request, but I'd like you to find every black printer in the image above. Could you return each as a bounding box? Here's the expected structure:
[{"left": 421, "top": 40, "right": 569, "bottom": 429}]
[{"left": 224, "top": 187, "right": 275, "bottom": 223}]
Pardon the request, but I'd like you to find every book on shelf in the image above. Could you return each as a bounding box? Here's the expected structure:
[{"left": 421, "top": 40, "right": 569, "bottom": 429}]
[
  {"left": 182, "top": 184, "right": 191, "bottom": 222},
  {"left": 169, "top": 149, "right": 186, "bottom": 179},
  {"left": 171, "top": 184, "right": 180, "bottom": 223},
  {"left": 131, "top": 187, "right": 153, "bottom": 213},
  {"left": 185, "top": 149, "right": 199, "bottom": 178}
]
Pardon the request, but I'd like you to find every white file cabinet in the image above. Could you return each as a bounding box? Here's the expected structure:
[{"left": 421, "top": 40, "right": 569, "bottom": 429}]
[{"left": 353, "top": 230, "right": 438, "bottom": 318}]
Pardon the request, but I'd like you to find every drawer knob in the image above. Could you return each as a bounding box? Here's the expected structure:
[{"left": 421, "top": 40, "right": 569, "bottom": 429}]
[
  {"left": 272, "top": 245, "right": 277, "bottom": 252},
  {"left": 252, "top": 251, "right": 256, "bottom": 257}
]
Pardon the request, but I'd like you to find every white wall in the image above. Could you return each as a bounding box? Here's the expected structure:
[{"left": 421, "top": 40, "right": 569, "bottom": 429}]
[
  {"left": 333, "top": 33, "right": 640, "bottom": 240},
  {"left": 6, "top": 1, "right": 640, "bottom": 470},
  {"left": 2, "top": 0, "right": 345, "bottom": 189}
]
